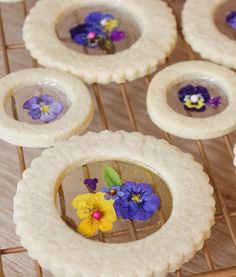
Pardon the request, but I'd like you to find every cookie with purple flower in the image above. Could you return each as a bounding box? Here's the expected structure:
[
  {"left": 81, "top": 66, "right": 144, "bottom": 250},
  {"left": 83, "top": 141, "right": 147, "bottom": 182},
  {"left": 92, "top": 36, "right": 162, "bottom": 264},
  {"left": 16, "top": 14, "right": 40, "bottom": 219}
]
[
  {"left": 182, "top": 0, "right": 236, "bottom": 71},
  {"left": 178, "top": 84, "right": 222, "bottom": 112},
  {"left": 23, "top": 94, "right": 63, "bottom": 122}
]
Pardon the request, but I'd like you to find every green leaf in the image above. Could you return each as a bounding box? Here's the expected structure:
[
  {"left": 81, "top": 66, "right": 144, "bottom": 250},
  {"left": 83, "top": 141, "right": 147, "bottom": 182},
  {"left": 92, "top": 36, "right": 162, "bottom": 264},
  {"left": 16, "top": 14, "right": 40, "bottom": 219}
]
[{"left": 103, "top": 165, "right": 122, "bottom": 188}]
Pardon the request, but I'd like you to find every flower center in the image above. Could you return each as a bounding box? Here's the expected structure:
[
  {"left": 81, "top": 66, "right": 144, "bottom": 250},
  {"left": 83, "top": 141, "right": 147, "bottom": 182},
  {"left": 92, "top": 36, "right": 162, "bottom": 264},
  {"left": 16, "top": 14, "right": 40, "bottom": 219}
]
[
  {"left": 110, "top": 189, "right": 117, "bottom": 196},
  {"left": 132, "top": 194, "right": 141, "bottom": 203},
  {"left": 190, "top": 95, "right": 199, "bottom": 103},
  {"left": 87, "top": 32, "right": 96, "bottom": 39},
  {"left": 92, "top": 210, "right": 103, "bottom": 220},
  {"left": 100, "top": 18, "right": 108, "bottom": 26},
  {"left": 41, "top": 105, "right": 49, "bottom": 113}
]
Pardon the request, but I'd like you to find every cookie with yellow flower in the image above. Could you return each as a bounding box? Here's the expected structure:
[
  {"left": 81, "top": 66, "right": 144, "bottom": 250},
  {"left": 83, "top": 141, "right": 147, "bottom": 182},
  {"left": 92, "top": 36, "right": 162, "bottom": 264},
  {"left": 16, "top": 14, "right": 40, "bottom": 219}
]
[{"left": 13, "top": 131, "right": 215, "bottom": 277}]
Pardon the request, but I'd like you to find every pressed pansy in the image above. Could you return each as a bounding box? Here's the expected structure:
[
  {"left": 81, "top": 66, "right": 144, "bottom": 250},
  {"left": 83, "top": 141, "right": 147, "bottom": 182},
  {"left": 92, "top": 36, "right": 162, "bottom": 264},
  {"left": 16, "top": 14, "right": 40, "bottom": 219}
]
[
  {"left": 72, "top": 192, "right": 117, "bottom": 236},
  {"left": 85, "top": 12, "right": 117, "bottom": 31},
  {"left": 178, "top": 84, "right": 222, "bottom": 112},
  {"left": 226, "top": 11, "right": 236, "bottom": 29},
  {"left": 70, "top": 23, "right": 104, "bottom": 48},
  {"left": 70, "top": 11, "right": 125, "bottom": 52},
  {"left": 114, "top": 182, "right": 160, "bottom": 221},
  {"left": 178, "top": 85, "right": 210, "bottom": 112},
  {"left": 101, "top": 186, "right": 125, "bottom": 200},
  {"left": 84, "top": 178, "right": 98, "bottom": 191},
  {"left": 207, "top": 96, "right": 221, "bottom": 108},
  {"left": 23, "top": 94, "right": 63, "bottom": 122}
]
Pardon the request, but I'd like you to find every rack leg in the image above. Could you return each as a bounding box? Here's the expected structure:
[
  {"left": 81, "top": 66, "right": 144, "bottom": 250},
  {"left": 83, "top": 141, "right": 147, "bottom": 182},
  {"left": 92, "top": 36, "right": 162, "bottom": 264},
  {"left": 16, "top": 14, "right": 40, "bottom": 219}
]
[
  {"left": 203, "top": 244, "right": 214, "bottom": 271},
  {"left": 224, "top": 135, "right": 234, "bottom": 159},
  {"left": 92, "top": 83, "right": 109, "bottom": 130},
  {"left": 120, "top": 83, "right": 138, "bottom": 131},
  {"left": 34, "top": 261, "right": 43, "bottom": 277},
  {"left": 0, "top": 252, "right": 4, "bottom": 277},
  {"left": 176, "top": 269, "right": 183, "bottom": 277}
]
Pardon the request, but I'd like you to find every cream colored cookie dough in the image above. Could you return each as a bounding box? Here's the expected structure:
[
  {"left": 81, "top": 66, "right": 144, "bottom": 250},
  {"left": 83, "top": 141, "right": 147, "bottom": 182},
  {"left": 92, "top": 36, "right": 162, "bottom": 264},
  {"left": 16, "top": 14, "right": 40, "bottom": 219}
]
[
  {"left": 147, "top": 61, "right": 236, "bottom": 140},
  {"left": 0, "top": 68, "right": 93, "bottom": 148},
  {"left": 14, "top": 131, "right": 215, "bottom": 277},
  {"left": 182, "top": 0, "right": 236, "bottom": 70},
  {"left": 23, "top": 0, "right": 177, "bottom": 85}
]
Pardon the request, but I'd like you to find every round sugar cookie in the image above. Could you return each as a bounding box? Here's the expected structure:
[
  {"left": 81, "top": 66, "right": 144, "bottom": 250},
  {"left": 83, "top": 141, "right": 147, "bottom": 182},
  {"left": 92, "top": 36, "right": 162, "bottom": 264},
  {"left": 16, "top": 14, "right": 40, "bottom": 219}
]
[
  {"left": 0, "top": 68, "right": 93, "bottom": 148},
  {"left": 23, "top": 0, "right": 177, "bottom": 84},
  {"left": 147, "top": 61, "right": 236, "bottom": 140},
  {"left": 14, "top": 131, "right": 215, "bottom": 277},
  {"left": 182, "top": 0, "right": 236, "bottom": 70}
]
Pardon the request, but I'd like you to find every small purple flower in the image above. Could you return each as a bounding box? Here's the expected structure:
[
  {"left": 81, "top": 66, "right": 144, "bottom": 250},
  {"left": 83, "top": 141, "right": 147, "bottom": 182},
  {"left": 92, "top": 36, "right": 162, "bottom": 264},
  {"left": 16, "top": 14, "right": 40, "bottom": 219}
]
[
  {"left": 70, "top": 23, "right": 103, "bottom": 48},
  {"left": 101, "top": 186, "right": 125, "bottom": 200},
  {"left": 84, "top": 178, "right": 98, "bottom": 191},
  {"left": 207, "top": 96, "right": 221, "bottom": 108},
  {"left": 178, "top": 85, "right": 210, "bottom": 112},
  {"left": 226, "top": 11, "right": 236, "bottom": 29},
  {"left": 111, "top": 31, "right": 125, "bottom": 41},
  {"left": 85, "top": 12, "right": 114, "bottom": 26},
  {"left": 69, "top": 11, "right": 125, "bottom": 50},
  {"left": 23, "top": 94, "right": 63, "bottom": 122},
  {"left": 114, "top": 182, "right": 160, "bottom": 221}
]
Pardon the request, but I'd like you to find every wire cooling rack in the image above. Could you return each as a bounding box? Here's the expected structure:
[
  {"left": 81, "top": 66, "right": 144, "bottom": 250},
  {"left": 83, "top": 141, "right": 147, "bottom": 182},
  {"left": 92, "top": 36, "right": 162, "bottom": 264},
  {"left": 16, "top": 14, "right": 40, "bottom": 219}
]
[{"left": 1, "top": 0, "right": 236, "bottom": 276}]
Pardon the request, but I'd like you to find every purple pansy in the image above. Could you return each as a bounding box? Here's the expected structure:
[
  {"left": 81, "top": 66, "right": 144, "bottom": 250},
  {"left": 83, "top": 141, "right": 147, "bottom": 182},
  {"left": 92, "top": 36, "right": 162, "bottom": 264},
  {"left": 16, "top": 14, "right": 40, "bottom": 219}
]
[
  {"left": 178, "top": 85, "right": 211, "bottom": 112},
  {"left": 207, "top": 96, "right": 221, "bottom": 108},
  {"left": 23, "top": 94, "right": 63, "bottom": 122},
  {"left": 70, "top": 23, "right": 104, "bottom": 48},
  {"left": 85, "top": 12, "right": 114, "bottom": 26},
  {"left": 114, "top": 182, "right": 160, "bottom": 221},
  {"left": 84, "top": 178, "right": 98, "bottom": 191},
  {"left": 226, "top": 11, "right": 236, "bottom": 29},
  {"left": 111, "top": 31, "right": 125, "bottom": 41},
  {"left": 101, "top": 186, "right": 125, "bottom": 200},
  {"left": 70, "top": 11, "right": 125, "bottom": 51},
  {"left": 178, "top": 84, "right": 221, "bottom": 112}
]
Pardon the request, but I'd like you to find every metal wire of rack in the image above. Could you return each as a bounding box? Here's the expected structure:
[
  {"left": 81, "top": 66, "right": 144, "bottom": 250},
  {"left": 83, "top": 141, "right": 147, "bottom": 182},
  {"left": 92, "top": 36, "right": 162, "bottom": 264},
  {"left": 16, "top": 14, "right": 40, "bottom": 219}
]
[{"left": 0, "top": 0, "right": 236, "bottom": 276}]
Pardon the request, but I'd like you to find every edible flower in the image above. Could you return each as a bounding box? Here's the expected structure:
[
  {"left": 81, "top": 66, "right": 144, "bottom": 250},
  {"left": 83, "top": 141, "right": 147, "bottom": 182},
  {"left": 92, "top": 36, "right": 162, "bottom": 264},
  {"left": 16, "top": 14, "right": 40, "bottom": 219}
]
[
  {"left": 207, "top": 96, "right": 221, "bottom": 108},
  {"left": 72, "top": 192, "right": 117, "bottom": 236},
  {"left": 84, "top": 178, "right": 98, "bottom": 191},
  {"left": 114, "top": 182, "right": 160, "bottom": 221},
  {"left": 178, "top": 85, "right": 210, "bottom": 112},
  {"left": 23, "top": 94, "right": 63, "bottom": 122},
  {"left": 101, "top": 186, "right": 125, "bottom": 200},
  {"left": 70, "top": 11, "right": 125, "bottom": 52},
  {"left": 226, "top": 11, "right": 236, "bottom": 29}
]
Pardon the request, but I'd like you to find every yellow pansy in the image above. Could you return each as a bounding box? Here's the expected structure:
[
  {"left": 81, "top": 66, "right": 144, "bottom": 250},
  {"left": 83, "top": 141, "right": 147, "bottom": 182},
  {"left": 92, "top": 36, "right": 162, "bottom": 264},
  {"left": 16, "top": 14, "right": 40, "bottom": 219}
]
[
  {"left": 104, "top": 19, "right": 119, "bottom": 32},
  {"left": 72, "top": 192, "right": 117, "bottom": 236},
  {"left": 184, "top": 97, "right": 205, "bottom": 110}
]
